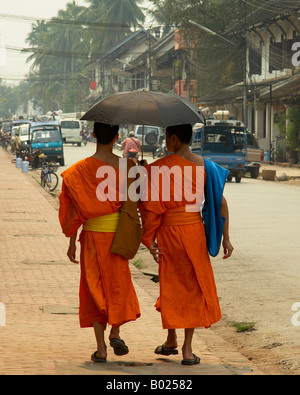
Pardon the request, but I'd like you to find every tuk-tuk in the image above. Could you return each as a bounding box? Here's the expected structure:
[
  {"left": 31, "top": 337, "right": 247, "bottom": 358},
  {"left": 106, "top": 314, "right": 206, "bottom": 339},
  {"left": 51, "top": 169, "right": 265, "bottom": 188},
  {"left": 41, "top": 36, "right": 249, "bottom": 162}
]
[{"left": 30, "top": 121, "right": 65, "bottom": 166}]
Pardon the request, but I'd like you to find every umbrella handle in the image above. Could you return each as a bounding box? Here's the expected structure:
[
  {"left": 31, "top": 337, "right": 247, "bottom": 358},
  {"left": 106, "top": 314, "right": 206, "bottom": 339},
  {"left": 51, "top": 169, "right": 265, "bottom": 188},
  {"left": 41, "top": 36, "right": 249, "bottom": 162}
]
[{"left": 142, "top": 125, "right": 144, "bottom": 160}]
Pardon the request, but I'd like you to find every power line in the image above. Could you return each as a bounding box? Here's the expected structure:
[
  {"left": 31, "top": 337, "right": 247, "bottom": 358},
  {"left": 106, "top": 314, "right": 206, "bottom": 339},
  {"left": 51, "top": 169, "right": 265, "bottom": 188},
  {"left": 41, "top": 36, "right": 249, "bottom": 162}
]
[{"left": 0, "top": 12, "right": 175, "bottom": 30}]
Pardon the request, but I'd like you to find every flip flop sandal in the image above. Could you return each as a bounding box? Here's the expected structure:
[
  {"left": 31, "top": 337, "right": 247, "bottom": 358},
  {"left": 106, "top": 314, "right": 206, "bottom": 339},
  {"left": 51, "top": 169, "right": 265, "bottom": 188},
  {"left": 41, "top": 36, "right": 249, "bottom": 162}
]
[
  {"left": 91, "top": 351, "right": 107, "bottom": 363},
  {"left": 110, "top": 338, "right": 129, "bottom": 356},
  {"left": 155, "top": 343, "right": 179, "bottom": 356},
  {"left": 181, "top": 354, "right": 201, "bottom": 365}
]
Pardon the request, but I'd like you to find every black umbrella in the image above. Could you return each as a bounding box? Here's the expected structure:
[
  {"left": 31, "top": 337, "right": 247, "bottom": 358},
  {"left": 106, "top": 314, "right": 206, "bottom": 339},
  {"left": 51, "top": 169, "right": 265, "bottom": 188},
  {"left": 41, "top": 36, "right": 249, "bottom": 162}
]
[
  {"left": 81, "top": 90, "right": 206, "bottom": 157},
  {"left": 81, "top": 90, "right": 205, "bottom": 126}
]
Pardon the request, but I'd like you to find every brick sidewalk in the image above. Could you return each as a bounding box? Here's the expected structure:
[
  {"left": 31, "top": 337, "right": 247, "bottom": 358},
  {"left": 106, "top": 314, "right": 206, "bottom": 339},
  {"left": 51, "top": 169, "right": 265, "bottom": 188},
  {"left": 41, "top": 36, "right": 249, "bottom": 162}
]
[{"left": 0, "top": 148, "right": 263, "bottom": 375}]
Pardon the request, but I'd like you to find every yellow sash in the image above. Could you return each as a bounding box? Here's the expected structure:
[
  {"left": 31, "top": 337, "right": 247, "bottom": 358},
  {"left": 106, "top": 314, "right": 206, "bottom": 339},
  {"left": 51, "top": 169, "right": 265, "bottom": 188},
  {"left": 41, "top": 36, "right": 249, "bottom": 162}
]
[
  {"left": 83, "top": 212, "right": 120, "bottom": 232},
  {"left": 161, "top": 207, "right": 202, "bottom": 226}
]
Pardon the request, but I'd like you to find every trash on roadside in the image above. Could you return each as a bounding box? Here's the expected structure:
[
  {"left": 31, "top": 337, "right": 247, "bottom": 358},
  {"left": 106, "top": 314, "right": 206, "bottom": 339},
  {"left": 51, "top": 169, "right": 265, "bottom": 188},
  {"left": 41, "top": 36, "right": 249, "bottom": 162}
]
[
  {"left": 262, "top": 169, "right": 276, "bottom": 181},
  {"left": 275, "top": 173, "right": 288, "bottom": 182}
]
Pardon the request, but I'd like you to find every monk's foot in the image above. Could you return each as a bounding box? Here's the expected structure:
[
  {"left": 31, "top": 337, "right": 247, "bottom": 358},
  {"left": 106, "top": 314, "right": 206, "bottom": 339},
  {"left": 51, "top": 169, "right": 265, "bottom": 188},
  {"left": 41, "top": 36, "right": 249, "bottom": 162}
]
[
  {"left": 91, "top": 345, "right": 107, "bottom": 362},
  {"left": 182, "top": 345, "right": 194, "bottom": 361},
  {"left": 165, "top": 331, "right": 177, "bottom": 349},
  {"left": 164, "top": 340, "right": 178, "bottom": 349},
  {"left": 109, "top": 326, "right": 120, "bottom": 341}
]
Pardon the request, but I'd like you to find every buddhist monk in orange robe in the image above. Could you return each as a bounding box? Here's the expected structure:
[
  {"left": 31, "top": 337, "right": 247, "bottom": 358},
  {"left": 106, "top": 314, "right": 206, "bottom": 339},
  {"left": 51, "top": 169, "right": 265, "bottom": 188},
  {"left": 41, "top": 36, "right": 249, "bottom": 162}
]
[
  {"left": 59, "top": 123, "right": 141, "bottom": 363},
  {"left": 140, "top": 124, "right": 233, "bottom": 365}
]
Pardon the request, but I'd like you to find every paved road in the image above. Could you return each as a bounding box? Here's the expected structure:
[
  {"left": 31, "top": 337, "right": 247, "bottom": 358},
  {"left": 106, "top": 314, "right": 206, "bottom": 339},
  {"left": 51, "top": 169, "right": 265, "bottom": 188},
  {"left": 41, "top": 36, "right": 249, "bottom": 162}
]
[{"left": 212, "top": 175, "right": 300, "bottom": 369}]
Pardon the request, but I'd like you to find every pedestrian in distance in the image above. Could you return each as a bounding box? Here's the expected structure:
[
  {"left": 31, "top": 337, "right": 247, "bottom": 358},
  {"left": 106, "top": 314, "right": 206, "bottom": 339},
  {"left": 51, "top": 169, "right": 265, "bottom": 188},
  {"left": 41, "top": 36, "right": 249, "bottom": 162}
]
[
  {"left": 58, "top": 122, "right": 141, "bottom": 363},
  {"left": 121, "top": 131, "right": 141, "bottom": 159},
  {"left": 140, "top": 123, "right": 234, "bottom": 365}
]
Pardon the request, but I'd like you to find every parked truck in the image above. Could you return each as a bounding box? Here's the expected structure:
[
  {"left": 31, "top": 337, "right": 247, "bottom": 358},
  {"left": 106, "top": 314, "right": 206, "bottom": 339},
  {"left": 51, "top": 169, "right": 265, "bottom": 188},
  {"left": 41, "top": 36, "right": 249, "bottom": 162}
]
[{"left": 191, "top": 119, "right": 247, "bottom": 183}]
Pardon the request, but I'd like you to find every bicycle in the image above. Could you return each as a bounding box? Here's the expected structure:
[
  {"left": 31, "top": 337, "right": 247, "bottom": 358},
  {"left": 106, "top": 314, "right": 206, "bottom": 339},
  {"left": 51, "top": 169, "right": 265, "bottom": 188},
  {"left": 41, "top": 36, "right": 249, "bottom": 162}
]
[{"left": 40, "top": 161, "right": 59, "bottom": 192}]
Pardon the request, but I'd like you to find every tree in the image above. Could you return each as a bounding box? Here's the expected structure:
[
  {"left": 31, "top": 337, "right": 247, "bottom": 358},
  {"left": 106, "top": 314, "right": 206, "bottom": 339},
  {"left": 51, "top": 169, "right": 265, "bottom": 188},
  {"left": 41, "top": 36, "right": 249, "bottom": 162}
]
[
  {"left": 24, "top": 0, "right": 145, "bottom": 112},
  {"left": 144, "top": 0, "right": 175, "bottom": 36},
  {"left": 83, "top": 0, "right": 145, "bottom": 58},
  {"left": 25, "top": 20, "right": 49, "bottom": 71},
  {"left": 0, "top": 82, "right": 29, "bottom": 117},
  {"left": 147, "top": 0, "right": 250, "bottom": 97},
  {"left": 24, "top": 1, "right": 88, "bottom": 112}
]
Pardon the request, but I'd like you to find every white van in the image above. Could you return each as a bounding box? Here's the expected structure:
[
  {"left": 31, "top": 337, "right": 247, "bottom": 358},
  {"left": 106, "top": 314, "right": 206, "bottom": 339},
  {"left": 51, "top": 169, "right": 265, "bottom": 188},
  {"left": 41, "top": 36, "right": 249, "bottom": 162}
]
[
  {"left": 17, "top": 124, "right": 30, "bottom": 147},
  {"left": 60, "top": 119, "right": 82, "bottom": 146}
]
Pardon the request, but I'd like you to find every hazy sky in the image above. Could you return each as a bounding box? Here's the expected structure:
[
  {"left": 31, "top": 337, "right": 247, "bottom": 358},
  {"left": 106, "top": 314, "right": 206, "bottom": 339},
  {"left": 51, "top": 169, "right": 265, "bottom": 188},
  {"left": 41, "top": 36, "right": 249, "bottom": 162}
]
[{"left": 0, "top": 0, "right": 152, "bottom": 83}]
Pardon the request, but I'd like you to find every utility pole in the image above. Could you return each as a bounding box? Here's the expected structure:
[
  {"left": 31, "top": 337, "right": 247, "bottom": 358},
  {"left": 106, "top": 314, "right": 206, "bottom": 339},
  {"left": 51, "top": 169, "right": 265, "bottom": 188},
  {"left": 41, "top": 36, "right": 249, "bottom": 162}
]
[
  {"left": 186, "top": 35, "right": 191, "bottom": 101},
  {"left": 238, "top": 0, "right": 249, "bottom": 127},
  {"left": 147, "top": 32, "right": 153, "bottom": 91},
  {"left": 189, "top": 16, "right": 248, "bottom": 126}
]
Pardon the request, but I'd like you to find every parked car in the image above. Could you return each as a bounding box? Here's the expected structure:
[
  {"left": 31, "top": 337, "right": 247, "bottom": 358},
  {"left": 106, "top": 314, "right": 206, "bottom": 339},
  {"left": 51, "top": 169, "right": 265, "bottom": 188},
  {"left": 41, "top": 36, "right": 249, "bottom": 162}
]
[
  {"left": 134, "top": 125, "right": 164, "bottom": 153},
  {"left": 30, "top": 121, "right": 65, "bottom": 166},
  {"left": 60, "top": 119, "right": 82, "bottom": 146}
]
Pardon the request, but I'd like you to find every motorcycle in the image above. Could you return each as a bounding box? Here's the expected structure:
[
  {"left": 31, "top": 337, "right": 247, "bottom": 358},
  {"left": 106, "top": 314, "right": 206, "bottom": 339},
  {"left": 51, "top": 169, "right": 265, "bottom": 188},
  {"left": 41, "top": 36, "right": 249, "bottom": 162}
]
[
  {"left": 16, "top": 147, "right": 47, "bottom": 169},
  {"left": 82, "top": 133, "right": 87, "bottom": 146},
  {"left": 115, "top": 137, "right": 125, "bottom": 151},
  {"left": 153, "top": 139, "right": 167, "bottom": 159},
  {"left": 0, "top": 133, "right": 9, "bottom": 151},
  {"left": 128, "top": 148, "right": 139, "bottom": 160}
]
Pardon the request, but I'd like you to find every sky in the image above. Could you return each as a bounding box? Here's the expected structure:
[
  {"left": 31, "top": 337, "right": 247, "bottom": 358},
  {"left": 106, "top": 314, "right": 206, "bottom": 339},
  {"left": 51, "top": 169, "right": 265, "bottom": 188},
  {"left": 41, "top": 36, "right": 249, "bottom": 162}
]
[{"left": 0, "top": 0, "right": 152, "bottom": 84}]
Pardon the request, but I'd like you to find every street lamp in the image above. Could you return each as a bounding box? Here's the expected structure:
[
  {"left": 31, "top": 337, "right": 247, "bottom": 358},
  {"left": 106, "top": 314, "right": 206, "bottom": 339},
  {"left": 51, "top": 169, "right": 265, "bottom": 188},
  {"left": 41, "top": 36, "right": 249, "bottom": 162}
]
[{"left": 188, "top": 20, "right": 239, "bottom": 48}]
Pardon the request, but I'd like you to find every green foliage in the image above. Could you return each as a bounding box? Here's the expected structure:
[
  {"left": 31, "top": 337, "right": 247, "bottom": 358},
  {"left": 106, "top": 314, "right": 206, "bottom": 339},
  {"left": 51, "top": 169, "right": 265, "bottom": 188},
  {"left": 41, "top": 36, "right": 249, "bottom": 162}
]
[
  {"left": 148, "top": 0, "right": 249, "bottom": 97},
  {"left": 20, "top": 0, "right": 145, "bottom": 113},
  {"left": 83, "top": 0, "right": 145, "bottom": 58},
  {"left": 276, "top": 107, "right": 300, "bottom": 151},
  {"left": 0, "top": 82, "right": 29, "bottom": 118},
  {"left": 1, "top": 0, "right": 267, "bottom": 114},
  {"left": 233, "top": 321, "right": 256, "bottom": 333},
  {"left": 286, "top": 107, "right": 300, "bottom": 150}
]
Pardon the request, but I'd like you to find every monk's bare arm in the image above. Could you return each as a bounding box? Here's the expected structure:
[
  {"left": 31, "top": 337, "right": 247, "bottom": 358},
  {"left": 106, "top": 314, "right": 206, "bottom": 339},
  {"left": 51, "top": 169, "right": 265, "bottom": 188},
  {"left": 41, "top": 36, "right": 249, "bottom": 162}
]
[
  {"left": 220, "top": 196, "right": 234, "bottom": 259},
  {"left": 67, "top": 231, "right": 79, "bottom": 264}
]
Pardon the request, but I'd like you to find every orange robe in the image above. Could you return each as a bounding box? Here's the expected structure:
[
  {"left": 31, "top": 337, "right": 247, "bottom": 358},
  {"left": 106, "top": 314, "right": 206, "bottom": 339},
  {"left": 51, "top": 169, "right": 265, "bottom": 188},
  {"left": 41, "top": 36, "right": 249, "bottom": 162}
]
[
  {"left": 59, "top": 157, "right": 141, "bottom": 329},
  {"left": 141, "top": 154, "right": 221, "bottom": 330}
]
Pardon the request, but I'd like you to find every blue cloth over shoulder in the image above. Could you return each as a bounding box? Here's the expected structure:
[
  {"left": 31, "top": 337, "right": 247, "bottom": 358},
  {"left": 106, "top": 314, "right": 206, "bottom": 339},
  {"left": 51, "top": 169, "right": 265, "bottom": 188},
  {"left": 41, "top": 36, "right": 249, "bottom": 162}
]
[{"left": 202, "top": 159, "right": 229, "bottom": 257}]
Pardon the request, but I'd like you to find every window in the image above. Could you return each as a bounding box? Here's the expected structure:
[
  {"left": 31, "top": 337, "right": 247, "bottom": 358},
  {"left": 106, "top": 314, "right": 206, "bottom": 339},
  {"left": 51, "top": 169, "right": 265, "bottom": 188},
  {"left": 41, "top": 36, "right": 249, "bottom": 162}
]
[
  {"left": 136, "top": 126, "right": 159, "bottom": 135},
  {"left": 249, "top": 45, "right": 262, "bottom": 76},
  {"left": 269, "top": 41, "right": 283, "bottom": 72},
  {"left": 32, "top": 128, "right": 60, "bottom": 142},
  {"left": 21, "top": 127, "right": 29, "bottom": 136},
  {"left": 61, "top": 121, "right": 80, "bottom": 129}
]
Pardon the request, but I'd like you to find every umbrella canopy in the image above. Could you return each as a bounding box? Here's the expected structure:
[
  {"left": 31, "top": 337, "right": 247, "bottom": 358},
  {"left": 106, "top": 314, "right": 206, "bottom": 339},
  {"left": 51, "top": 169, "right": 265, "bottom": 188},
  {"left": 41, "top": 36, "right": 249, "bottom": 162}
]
[{"left": 81, "top": 90, "right": 205, "bottom": 127}]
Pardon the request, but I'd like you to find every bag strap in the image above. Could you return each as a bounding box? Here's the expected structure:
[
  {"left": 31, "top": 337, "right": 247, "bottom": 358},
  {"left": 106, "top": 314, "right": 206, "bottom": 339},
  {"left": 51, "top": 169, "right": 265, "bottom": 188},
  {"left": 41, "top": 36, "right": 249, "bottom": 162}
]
[
  {"left": 123, "top": 159, "right": 139, "bottom": 211},
  {"left": 130, "top": 137, "right": 139, "bottom": 150}
]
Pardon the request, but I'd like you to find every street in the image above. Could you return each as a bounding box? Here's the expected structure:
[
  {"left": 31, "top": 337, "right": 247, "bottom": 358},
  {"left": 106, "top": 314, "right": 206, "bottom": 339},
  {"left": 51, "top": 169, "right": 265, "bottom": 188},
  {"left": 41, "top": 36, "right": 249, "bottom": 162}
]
[
  {"left": 212, "top": 175, "right": 300, "bottom": 373},
  {"left": 58, "top": 143, "right": 300, "bottom": 373}
]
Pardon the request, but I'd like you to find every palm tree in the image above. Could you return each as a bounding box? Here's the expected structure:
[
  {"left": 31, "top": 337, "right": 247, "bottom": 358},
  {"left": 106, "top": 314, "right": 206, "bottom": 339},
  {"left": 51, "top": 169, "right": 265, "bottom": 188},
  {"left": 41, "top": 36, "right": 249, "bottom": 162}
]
[
  {"left": 145, "top": 0, "right": 174, "bottom": 36},
  {"left": 83, "top": 0, "right": 145, "bottom": 58},
  {"left": 50, "top": 1, "right": 87, "bottom": 74},
  {"left": 25, "top": 20, "right": 49, "bottom": 71},
  {"left": 25, "top": 1, "right": 88, "bottom": 111}
]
